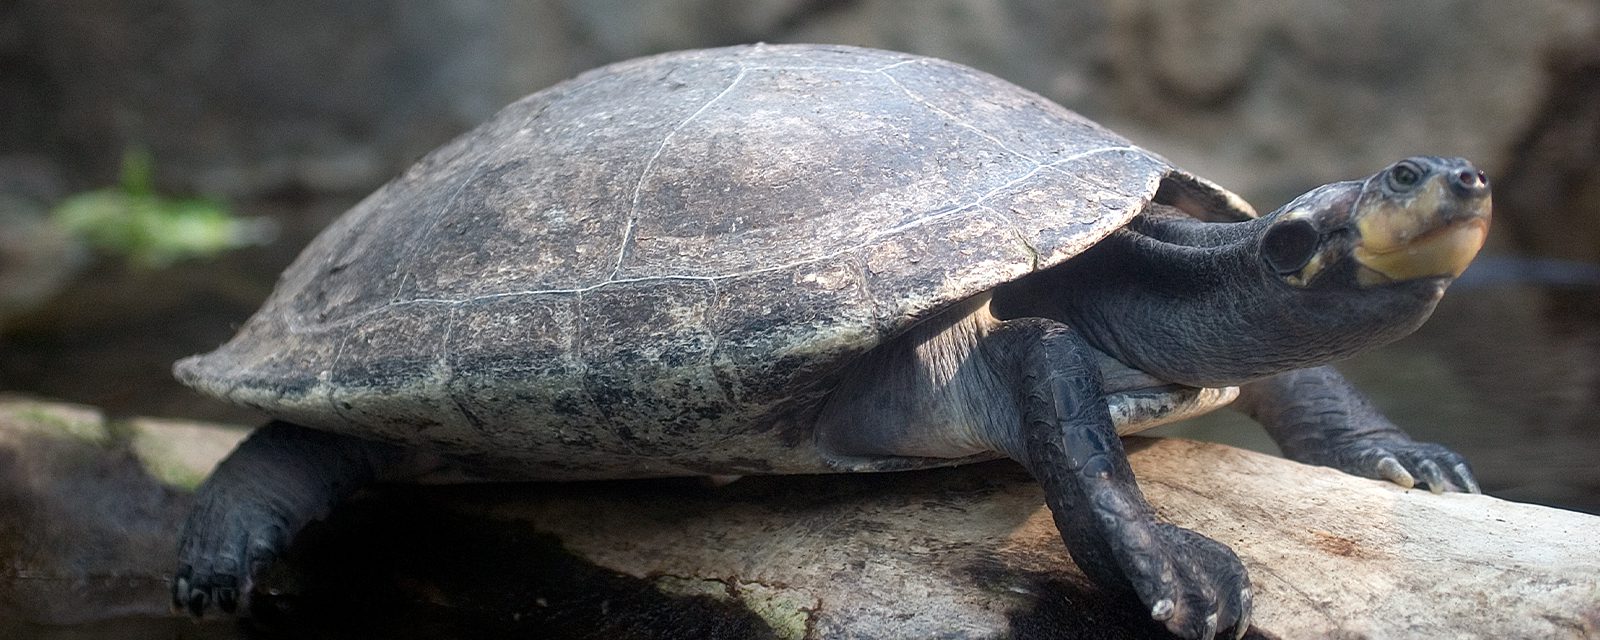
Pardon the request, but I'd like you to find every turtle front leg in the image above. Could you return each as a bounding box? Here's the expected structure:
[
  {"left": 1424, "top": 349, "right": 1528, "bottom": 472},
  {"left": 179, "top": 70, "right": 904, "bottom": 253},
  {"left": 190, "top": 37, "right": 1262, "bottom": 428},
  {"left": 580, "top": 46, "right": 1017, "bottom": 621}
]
[
  {"left": 174, "top": 421, "right": 408, "bottom": 617},
  {"left": 1236, "top": 365, "right": 1480, "bottom": 494},
  {"left": 983, "top": 319, "right": 1253, "bottom": 640}
]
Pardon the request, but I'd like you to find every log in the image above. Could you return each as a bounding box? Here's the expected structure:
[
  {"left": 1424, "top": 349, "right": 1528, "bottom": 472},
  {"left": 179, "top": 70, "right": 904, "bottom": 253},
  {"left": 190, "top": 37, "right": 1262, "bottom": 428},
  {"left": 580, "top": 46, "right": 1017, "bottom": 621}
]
[
  {"left": 1, "top": 396, "right": 1596, "bottom": 638},
  {"left": 0, "top": 397, "right": 242, "bottom": 634}
]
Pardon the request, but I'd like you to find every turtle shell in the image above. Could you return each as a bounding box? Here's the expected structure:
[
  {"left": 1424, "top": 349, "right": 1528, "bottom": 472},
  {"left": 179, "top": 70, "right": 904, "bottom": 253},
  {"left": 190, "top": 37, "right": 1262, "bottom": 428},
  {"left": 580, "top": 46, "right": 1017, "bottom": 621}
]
[{"left": 176, "top": 44, "right": 1246, "bottom": 479}]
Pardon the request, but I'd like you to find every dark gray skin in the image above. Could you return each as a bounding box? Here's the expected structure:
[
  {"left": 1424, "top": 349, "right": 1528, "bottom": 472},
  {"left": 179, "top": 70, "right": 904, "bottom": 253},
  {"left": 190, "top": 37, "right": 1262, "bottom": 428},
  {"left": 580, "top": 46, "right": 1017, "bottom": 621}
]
[
  {"left": 817, "top": 156, "right": 1490, "bottom": 638},
  {"left": 172, "top": 45, "right": 1490, "bottom": 640}
]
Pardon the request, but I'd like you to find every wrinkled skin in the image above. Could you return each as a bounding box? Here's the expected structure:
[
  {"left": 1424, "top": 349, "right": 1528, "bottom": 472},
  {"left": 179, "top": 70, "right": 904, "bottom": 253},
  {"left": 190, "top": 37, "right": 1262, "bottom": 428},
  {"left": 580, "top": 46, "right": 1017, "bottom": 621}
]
[
  {"left": 995, "top": 320, "right": 1253, "bottom": 638},
  {"left": 1239, "top": 366, "right": 1479, "bottom": 494},
  {"left": 827, "top": 156, "right": 1489, "bottom": 638},
  {"left": 172, "top": 44, "right": 1490, "bottom": 640}
]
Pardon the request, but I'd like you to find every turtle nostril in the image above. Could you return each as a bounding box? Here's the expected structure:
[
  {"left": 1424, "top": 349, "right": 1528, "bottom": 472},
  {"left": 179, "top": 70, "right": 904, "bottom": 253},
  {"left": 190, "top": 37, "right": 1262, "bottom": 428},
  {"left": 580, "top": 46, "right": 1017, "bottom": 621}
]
[{"left": 1451, "top": 168, "right": 1487, "bottom": 197}]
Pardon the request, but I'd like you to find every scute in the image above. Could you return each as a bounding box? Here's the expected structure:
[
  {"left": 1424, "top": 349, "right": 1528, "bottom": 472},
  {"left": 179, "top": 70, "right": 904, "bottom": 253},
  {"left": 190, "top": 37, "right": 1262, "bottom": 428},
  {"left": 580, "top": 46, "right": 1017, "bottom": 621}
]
[{"left": 176, "top": 44, "right": 1231, "bottom": 479}]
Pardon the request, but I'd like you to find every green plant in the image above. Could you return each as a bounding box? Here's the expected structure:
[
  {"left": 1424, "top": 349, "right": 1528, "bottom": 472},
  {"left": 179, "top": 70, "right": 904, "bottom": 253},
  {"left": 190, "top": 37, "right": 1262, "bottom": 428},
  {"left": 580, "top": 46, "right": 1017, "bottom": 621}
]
[{"left": 50, "top": 150, "right": 274, "bottom": 267}]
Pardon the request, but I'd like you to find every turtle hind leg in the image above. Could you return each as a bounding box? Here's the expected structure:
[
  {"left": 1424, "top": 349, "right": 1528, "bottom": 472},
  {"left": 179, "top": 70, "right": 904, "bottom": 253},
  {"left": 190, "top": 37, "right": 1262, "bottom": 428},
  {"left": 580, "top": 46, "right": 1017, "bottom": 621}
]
[
  {"left": 986, "top": 319, "right": 1252, "bottom": 640},
  {"left": 174, "top": 421, "right": 408, "bottom": 617},
  {"left": 1235, "top": 365, "right": 1480, "bottom": 494}
]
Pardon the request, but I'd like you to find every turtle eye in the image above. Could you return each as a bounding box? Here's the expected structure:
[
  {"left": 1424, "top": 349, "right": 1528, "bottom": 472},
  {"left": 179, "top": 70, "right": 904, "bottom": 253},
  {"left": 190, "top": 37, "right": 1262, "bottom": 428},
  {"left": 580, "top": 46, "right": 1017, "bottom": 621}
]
[
  {"left": 1261, "top": 218, "right": 1321, "bottom": 275},
  {"left": 1387, "top": 161, "right": 1424, "bottom": 191}
]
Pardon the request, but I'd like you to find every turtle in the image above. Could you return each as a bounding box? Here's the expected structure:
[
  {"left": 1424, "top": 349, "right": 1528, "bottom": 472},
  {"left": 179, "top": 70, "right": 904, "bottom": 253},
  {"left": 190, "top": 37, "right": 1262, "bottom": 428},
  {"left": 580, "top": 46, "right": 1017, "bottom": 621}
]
[{"left": 171, "top": 44, "right": 1491, "bottom": 639}]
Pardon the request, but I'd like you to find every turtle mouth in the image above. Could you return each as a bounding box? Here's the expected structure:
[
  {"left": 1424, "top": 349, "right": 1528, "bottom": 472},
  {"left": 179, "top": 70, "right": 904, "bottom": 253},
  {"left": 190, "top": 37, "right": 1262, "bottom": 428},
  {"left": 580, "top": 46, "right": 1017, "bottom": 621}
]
[
  {"left": 1351, "top": 165, "right": 1492, "bottom": 287},
  {"left": 1354, "top": 215, "right": 1490, "bottom": 286}
]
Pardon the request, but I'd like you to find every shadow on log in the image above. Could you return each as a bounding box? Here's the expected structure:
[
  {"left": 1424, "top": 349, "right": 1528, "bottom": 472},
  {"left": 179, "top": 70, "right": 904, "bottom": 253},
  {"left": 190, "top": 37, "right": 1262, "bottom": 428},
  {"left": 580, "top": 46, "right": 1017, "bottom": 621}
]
[{"left": 1, "top": 396, "right": 1596, "bottom": 638}]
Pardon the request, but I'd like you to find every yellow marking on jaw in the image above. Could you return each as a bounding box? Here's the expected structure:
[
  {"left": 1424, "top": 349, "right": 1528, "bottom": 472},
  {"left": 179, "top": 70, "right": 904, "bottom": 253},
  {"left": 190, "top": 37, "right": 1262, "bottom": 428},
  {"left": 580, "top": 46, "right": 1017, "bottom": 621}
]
[
  {"left": 1285, "top": 252, "right": 1327, "bottom": 287},
  {"left": 1356, "top": 182, "right": 1445, "bottom": 254},
  {"left": 1352, "top": 179, "right": 1490, "bottom": 285},
  {"left": 1355, "top": 218, "right": 1489, "bottom": 286}
]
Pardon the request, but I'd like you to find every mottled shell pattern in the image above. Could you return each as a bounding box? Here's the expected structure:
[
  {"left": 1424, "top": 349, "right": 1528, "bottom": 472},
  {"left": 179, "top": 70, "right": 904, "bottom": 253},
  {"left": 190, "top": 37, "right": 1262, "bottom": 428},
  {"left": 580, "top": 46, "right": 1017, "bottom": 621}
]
[{"left": 176, "top": 44, "right": 1241, "bottom": 479}]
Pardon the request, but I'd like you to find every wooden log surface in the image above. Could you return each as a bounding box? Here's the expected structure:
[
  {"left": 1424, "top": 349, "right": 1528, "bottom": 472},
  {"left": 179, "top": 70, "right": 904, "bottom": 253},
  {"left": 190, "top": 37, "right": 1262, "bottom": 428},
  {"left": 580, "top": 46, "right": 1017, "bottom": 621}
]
[{"left": 1, "top": 396, "right": 1596, "bottom": 638}]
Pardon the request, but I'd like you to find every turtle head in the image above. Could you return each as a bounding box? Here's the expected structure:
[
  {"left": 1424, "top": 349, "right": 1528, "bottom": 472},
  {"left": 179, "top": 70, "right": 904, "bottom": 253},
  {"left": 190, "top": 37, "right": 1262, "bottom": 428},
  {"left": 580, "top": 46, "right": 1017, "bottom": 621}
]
[
  {"left": 996, "top": 156, "right": 1492, "bottom": 387},
  {"left": 1258, "top": 156, "right": 1491, "bottom": 290}
]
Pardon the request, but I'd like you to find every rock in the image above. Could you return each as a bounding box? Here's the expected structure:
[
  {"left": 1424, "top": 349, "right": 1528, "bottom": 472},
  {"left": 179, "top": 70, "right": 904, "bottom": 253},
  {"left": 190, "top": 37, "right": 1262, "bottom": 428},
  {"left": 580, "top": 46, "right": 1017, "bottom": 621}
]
[
  {"left": 784, "top": 0, "right": 1600, "bottom": 203},
  {"left": 124, "top": 417, "right": 248, "bottom": 491},
  {"left": 0, "top": 396, "right": 244, "bottom": 628},
  {"left": 10, "top": 1, "right": 1597, "bottom": 203},
  {"left": 2, "top": 398, "right": 1595, "bottom": 638},
  {"left": 1493, "top": 38, "right": 1600, "bottom": 266},
  {"left": 0, "top": 156, "right": 82, "bottom": 335}
]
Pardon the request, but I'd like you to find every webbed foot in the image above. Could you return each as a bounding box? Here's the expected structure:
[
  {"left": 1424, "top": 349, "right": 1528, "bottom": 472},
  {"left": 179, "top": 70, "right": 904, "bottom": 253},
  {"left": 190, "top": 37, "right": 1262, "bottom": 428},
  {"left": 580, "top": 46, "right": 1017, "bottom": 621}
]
[
  {"left": 1126, "top": 522, "right": 1253, "bottom": 639},
  {"left": 1302, "top": 434, "right": 1479, "bottom": 494},
  {"left": 174, "top": 500, "right": 289, "bottom": 615},
  {"left": 1238, "top": 366, "right": 1481, "bottom": 494},
  {"left": 172, "top": 421, "right": 404, "bottom": 617}
]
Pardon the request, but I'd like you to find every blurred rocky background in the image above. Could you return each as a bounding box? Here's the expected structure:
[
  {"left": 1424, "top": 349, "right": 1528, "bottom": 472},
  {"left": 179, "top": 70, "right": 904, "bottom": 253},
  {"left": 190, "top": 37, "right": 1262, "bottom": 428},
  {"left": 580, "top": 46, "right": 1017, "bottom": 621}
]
[
  {"left": 4, "top": 1, "right": 1600, "bottom": 637},
  {"left": 2, "top": 1, "right": 1598, "bottom": 508}
]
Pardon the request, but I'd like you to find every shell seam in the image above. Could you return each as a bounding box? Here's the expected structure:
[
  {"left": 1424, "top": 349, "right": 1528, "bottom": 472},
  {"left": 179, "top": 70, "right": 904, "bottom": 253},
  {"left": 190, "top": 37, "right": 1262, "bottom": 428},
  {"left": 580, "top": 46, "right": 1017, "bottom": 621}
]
[
  {"left": 284, "top": 145, "right": 1140, "bottom": 334},
  {"left": 608, "top": 65, "right": 752, "bottom": 280}
]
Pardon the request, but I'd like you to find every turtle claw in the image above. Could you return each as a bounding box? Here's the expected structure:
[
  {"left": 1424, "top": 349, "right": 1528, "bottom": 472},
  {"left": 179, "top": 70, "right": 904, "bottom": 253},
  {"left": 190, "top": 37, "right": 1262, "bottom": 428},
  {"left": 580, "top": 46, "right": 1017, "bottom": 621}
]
[
  {"left": 174, "top": 506, "right": 289, "bottom": 618},
  {"left": 1374, "top": 441, "right": 1476, "bottom": 493},
  {"left": 1241, "top": 366, "right": 1480, "bottom": 498},
  {"left": 1417, "top": 459, "right": 1447, "bottom": 494},
  {"left": 184, "top": 587, "right": 208, "bottom": 618},
  {"left": 217, "top": 586, "right": 239, "bottom": 614},
  {"left": 1453, "top": 462, "right": 1482, "bottom": 494},
  {"left": 172, "top": 564, "right": 240, "bottom": 619},
  {"left": 1374, "top": 456, "right": 1414, "bottom": 488},
  {"left": 1128, "top": 524, "right": 1251, "bottom": 639},
  {"left": 1307, "top": 437, "right": 1477, "bottom": 494},
  {"left": 171, "top": 574, "right": 187, "bottom": 612},
  {"left": 1234, "top": 588, "right": 1253, "bottom": 640}
]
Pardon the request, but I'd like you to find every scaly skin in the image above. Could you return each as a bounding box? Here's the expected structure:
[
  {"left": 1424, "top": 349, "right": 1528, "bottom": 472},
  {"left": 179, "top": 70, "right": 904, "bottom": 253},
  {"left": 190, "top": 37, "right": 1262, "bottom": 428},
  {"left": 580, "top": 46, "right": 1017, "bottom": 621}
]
[
  {"left": 1237, "top": 366, "right": 1480, "bottom": 494},
  {"left": 173, "top": 422, "right": 404, "bottom": 616},
  {"left": 176, "top": 157, "right": 1490, "bottom": 639},
  {"left": 988, "top": 319, "right": 1252, "bottom": 640}
]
